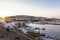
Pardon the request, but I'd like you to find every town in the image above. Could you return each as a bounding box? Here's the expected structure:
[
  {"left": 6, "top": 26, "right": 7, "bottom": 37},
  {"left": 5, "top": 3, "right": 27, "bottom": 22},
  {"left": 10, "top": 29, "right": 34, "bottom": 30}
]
[
  {"left": 0, "top": 15, "right": 60, "bottom": 40},
  {"left": 4, "top": 15, "right": 60, "bottom": 25}
]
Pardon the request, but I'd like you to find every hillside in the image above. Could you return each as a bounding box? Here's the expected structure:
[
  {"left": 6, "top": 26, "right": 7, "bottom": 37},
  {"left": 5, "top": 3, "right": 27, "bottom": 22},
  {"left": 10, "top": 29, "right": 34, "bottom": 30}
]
[{"left": 0, "top": 27, "right": 30, "bottom": 40}]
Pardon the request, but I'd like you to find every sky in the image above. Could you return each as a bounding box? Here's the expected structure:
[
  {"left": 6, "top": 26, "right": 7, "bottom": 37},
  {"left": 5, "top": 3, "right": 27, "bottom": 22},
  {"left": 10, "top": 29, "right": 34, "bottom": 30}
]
[{"left": 0, "top": 0, "right": 60, "bottom": 18}]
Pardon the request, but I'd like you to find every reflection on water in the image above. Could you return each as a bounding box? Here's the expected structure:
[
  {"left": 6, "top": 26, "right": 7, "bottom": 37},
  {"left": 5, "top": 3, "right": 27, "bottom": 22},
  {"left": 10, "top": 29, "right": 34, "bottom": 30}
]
[{"left": 28, "top": 23, "right": 60, "bottom": 37}]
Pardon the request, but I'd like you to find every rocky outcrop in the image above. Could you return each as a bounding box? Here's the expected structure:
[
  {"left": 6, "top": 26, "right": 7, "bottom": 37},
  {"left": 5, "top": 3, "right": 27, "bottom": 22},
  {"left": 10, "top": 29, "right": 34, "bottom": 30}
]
[{"left": 0, "top": 27, "right": 31, "bottom": 40}]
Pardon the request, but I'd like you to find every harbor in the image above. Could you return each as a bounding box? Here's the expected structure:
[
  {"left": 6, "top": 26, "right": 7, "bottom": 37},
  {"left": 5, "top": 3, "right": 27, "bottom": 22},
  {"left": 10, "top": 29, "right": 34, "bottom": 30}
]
[{"left": 0, "top": 17, "right": 60, "bottom": 40}]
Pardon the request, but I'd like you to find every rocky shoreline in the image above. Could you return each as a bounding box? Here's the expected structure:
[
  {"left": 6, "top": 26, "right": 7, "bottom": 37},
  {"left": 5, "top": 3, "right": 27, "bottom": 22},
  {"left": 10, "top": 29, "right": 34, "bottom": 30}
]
[{"left": 0, "top": 27, "right": 31, "bottom": 40}]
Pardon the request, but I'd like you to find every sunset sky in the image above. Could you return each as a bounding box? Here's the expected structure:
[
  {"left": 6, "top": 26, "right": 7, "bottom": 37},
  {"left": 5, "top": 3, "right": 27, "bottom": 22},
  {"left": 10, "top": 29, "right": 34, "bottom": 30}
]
[{"left": 0, "top": 0, "right": 60, "bottom": 18}]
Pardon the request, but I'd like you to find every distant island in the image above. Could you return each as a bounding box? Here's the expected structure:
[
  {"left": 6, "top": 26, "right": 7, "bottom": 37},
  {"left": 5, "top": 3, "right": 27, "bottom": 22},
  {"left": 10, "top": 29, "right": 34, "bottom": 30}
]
[{"left": 1, "top": 15, "right": 60, "bottom": 25}]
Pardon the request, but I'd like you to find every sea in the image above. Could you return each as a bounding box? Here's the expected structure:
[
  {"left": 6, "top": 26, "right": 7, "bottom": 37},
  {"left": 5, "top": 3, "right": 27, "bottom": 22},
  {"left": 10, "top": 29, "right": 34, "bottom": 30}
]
[{"left": 27, "top": 23, "right": 60, "bottom": 38}]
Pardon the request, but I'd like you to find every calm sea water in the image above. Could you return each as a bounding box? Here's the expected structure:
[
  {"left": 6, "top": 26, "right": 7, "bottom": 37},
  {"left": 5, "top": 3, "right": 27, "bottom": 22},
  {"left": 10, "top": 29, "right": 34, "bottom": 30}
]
[{"left": 28, "top": 23, "right": 60, "bottom": 37}]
